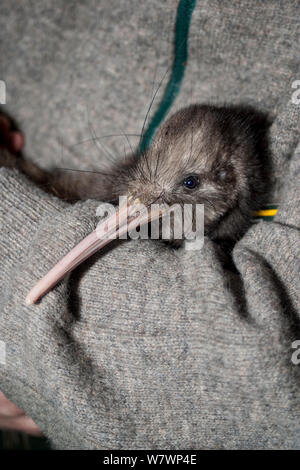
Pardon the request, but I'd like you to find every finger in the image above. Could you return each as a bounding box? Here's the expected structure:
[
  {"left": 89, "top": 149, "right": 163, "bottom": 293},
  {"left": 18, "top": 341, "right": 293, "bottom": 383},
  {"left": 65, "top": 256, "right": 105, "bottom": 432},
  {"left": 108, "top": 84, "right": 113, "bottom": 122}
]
[
  {"left": 0, "top": 116, "right": 24, "bottom": 152},
  {"left": 8, "top": 131, "right": 24, "bottom": 152},
  {"left": 0, "top": 414, "right": 43, "bottom": 436},
  {"left": 0, "top": 392, "right": 24, "bottom": 417}
]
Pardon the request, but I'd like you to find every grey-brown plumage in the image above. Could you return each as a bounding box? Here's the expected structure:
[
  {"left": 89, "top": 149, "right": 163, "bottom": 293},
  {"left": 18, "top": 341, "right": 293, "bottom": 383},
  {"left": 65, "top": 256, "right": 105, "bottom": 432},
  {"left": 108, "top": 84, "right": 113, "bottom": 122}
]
[{"left": 1, "top": 104, "right": 271, "bottom": 244}]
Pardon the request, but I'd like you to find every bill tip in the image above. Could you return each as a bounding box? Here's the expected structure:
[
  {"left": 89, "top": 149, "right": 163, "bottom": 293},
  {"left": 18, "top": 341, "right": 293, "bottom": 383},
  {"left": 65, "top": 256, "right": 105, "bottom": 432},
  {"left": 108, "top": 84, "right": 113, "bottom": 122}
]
[{"left": 25, "top": 294, "right": 34, "bottom": 305}]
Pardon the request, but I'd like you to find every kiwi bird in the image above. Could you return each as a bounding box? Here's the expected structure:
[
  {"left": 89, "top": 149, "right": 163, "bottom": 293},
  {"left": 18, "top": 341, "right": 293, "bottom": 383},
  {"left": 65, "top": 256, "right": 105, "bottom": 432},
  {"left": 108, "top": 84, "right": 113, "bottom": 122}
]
[{"left": 0, "top": 104, "right": 270, "bottom": 304}]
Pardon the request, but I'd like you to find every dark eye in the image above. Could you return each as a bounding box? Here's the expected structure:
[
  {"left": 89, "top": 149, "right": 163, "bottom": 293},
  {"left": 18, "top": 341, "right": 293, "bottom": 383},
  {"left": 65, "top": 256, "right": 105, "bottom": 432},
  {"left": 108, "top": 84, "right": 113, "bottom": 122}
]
[
  {"left": 218, "top": 169, "right": 227, "bottom": 180},
  {"left": 183, "top": 175, "right": 200, "bottom": 190}
]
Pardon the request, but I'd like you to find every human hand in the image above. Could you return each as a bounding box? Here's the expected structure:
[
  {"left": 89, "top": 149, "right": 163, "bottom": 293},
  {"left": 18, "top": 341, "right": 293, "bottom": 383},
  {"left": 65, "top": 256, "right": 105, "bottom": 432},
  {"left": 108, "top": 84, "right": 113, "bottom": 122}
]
[
  {"left": 0, "top": 115, "right": 24, "bottom": 153},
  {"left": 0, "top": 391, "right": 42, "bottom": 436}
]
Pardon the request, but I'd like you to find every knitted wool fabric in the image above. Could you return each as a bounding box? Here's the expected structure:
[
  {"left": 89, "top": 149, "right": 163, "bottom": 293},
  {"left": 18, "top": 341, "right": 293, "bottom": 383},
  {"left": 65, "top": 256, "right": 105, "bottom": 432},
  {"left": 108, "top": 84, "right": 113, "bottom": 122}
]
[{"left": 0, "top": 0, "right": 299, "bottom": 449}]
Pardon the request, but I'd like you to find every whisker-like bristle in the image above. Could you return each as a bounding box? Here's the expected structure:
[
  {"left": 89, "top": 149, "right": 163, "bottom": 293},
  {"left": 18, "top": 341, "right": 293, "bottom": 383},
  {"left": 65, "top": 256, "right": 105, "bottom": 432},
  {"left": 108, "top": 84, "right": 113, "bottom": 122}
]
[
  {"left": 55, "top": 167, "right": 115, "bottom": 178},
  {"left": 139, "top": 65, "right": 171, "bottom": 151},
  {"left": 87, "top": 106, "right": 117, "bottom": 164}
]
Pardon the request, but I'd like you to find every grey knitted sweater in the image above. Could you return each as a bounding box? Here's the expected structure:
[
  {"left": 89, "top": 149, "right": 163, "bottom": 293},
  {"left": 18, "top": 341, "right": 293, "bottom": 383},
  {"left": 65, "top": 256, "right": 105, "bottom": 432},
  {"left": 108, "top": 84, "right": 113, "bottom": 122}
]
[{"left": 0, "top": 0, "right": 299, "bottom": 449}]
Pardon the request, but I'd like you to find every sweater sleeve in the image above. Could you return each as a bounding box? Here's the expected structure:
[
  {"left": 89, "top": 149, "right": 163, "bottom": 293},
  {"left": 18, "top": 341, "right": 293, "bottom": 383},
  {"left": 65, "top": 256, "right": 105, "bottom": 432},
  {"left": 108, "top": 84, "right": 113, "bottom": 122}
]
[
  {"left": 0, "top": 168, "right": 103, "bottom": 449},
  {"left": 233, "top": 142, "right": 300, "bottom": 329}
]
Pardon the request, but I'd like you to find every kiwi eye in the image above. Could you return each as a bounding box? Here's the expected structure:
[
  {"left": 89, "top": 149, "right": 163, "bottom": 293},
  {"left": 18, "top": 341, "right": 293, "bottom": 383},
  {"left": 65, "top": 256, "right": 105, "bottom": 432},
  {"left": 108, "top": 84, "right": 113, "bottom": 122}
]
[
  {"left": 183, "top": 175, "right": 199, "bottom": 190},
  {"left": 218, "top": 169, "right": 227, "bottom": 180}
]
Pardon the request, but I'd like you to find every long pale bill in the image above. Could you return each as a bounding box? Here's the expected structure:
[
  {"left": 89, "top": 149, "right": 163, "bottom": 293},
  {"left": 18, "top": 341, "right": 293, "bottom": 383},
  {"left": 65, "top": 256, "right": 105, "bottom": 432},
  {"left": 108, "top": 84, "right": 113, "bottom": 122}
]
[{"left": 25, "top": 202, "right": 165, "bottom": 305}]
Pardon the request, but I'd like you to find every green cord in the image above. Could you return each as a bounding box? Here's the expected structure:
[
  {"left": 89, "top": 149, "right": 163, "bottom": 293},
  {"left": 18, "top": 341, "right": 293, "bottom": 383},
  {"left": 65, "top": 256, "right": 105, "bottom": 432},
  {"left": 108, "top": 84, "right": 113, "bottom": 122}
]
[
  {"left": 138, "top": 0, "right": 197, "bottom": 153},
  {"left": 137, "top": 0, "right": 277, "bottom": 222}
]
